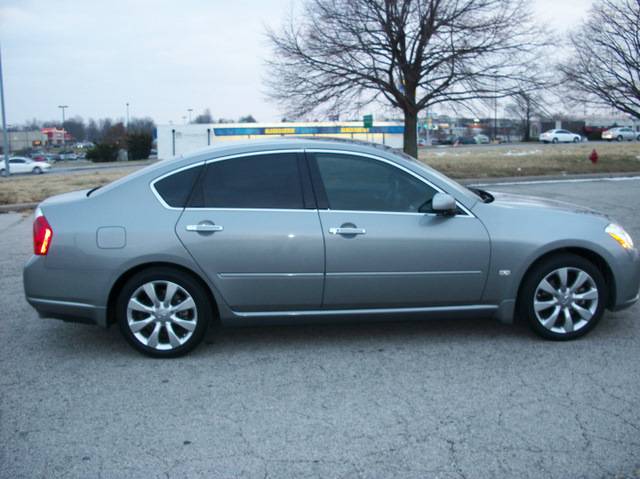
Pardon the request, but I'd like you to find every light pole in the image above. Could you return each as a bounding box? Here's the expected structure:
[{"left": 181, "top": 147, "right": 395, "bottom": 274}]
[
  {"left": 126, "top": 102, "right": 130, "bottom": 128},
  {"left": 0, "top": 42, "right": 10, "bottom": 175},
  {"left": 187, "top": 109, "right": 193, "bottom": 123},
  {"left": 182, "top": 115, "right": 187, "bottom": 125},
  {"left": 493, "top": 72, "right": 498, "bottom": 142},
  {"left": 58, "top": 105, "right": 68, "bottom": 125}
]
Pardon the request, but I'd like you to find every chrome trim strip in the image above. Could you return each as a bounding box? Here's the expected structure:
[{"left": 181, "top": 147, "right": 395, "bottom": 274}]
[
  {"left": 149, "top": 147, "right": 475, "bottom": 218},
  {"left": 27, "top": 297, "right": 100, "bottom": 310},
  {"left": 326, "top": 271, "right": 482, "bottom": 277},
  {"left": 218, "top": 272, "right": 323, "bottom": 279},
  {"left": 232, "top": 304, "right": 497, "bottom": 318}
]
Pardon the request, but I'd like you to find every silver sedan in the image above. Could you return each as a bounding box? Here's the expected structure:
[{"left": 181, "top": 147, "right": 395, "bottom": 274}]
[{"left": 23, "top": 139, "right": 640, "bottom": 357}]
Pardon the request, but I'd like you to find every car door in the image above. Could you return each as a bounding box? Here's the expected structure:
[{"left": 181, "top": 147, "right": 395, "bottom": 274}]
[
  {"left": 307, "top": 151, "right": 491, "bottom": 309},
  {"left": 9, "top": 159, "right": 28, "bottom": 174},
  {"left": 174, "top": 151, "right": 325, "bottom": 312}
]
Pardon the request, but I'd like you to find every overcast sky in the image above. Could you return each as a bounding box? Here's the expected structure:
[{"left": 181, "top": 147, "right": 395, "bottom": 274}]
[{"left": 0, "top": 0, "right": 592, "bottom": 126}]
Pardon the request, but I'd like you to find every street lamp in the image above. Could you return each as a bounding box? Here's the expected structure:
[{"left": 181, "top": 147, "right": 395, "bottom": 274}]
[
  {"left": 58, "top": 105, "right": 68, "bottom": 125},
  {"left": 187, "top": 109, "right": 193, "bottom": 123},
  {"left": 0, "top": 41, "right": 10, "bottom": 175},
  {"left": 126, "top": 102, "right": 130, "bottom": 127}
]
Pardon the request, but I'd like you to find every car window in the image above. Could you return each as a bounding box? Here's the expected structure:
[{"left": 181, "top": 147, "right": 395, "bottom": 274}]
[
  {"left": 154, "top": 165, "right": 203, "bottom": 208},
  {"left": 314, "top": 153, "right": 436, "bottom": 213},
  {"left": 10, "top": 159, "right": 25, "bottom": 164},
  {"left": 190, "top": 153, "right": 304, "bottom": 209}
]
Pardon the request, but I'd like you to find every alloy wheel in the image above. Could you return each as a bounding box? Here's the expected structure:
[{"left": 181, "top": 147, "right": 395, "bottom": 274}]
[
  {"left": 533, "top": 267, "right": 598, "bottom": 334},
  {"left": 126, "top": 280, "right": 198, "bottom": 351}
]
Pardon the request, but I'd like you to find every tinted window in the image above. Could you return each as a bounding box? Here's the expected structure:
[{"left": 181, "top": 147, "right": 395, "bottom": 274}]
[
  {"left": 154, "top": 165, "right": 202, "bottom": 208},
  {"left": 192, "top": 153, "right": 304, "bottom": 209},
  {"left": 10, "top": 159, "right": 25, "bottom": 164},
  {"left": 314, "top": 153, "right": 436, "bottom": 212}
]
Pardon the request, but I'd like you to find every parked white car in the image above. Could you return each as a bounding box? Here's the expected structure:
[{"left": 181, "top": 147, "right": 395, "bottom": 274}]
[
  {"left": 474, "top": 134, "right": 490, "bottom": 144},
  {"left": 0, "top": 157, "right": 52, "bottom": 176},
  {"left": 601, "top": 127, "right": 639, "bottom": 142},
  {"left": 539, "top": 129, "right": 582, "bottom": 144}
]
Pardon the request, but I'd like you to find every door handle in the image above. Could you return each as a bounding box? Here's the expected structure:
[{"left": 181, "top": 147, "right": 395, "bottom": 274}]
[
  {"left": 186, "top": 223, "right": 223, "bottom": 232},
  {"left": 329, "top": 227, "right": 366, "bottom": 235}
]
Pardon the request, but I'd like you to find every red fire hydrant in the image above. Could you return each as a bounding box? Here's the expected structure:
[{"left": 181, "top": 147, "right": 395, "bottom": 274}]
[{"left": 589, "top": 149, "right": 598, "bottom": 164}]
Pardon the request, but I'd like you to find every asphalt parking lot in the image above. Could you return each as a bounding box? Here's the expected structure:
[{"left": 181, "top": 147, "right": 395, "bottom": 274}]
[{"left": 1, "top": 178, "right": 639, "bottom": 479}]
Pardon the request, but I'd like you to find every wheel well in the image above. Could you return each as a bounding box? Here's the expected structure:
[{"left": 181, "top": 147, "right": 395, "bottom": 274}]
[
  {"left": 106, "top": 262, "right": 219, "bottom": 326},
  {"left": 516, "top": 247, "right": 616, "bottom": 312}
]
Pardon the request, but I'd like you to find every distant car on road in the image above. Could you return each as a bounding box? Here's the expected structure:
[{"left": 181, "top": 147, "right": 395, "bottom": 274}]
[
  {"left": 59, "top": 151, "right": 79, "bottom": 161},
  {"left": 539, "top": 129, "right": 582, "bottom": 144},
  {"left": 1, "top": 157, "right": 52, "bottom": 176},
  {"left": 474, "top": 134, "right": 490, "bottom": 144},
  {"left": 23, "top": 139, "right": 640, "bottom": 357},
  {"left": 601, "top": 127, "right": 638, "bottom": 142}
]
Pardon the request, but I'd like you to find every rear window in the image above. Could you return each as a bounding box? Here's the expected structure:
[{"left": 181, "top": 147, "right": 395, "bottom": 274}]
[{"left": 154, "top": 165, "right": 202, "bottom": 208}]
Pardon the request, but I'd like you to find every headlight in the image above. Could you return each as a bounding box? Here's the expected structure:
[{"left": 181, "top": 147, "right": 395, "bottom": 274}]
[{"left": 606, "top": 223, "right": 634, "bottom": 250}]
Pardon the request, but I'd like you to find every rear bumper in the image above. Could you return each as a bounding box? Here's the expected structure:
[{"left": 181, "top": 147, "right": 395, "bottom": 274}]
[{"left": 26, "top": 297, "right": 105, "bottom": 326}]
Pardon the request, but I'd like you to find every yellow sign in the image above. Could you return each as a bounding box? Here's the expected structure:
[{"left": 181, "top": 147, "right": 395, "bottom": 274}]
[
  {"left": 264, "top": 128, "right": 296, "bottom": 135},
  {"left": 340, "top": 127, "right": 369, "bottom": 133}
]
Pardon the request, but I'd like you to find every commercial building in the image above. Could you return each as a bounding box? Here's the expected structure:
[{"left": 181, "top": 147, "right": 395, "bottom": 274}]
[
  {"left": 0, "top": 130, "right": 47, "bottom": 153},
  {"left": 157, "top": 121, "right": 404, "bottom": 159}
]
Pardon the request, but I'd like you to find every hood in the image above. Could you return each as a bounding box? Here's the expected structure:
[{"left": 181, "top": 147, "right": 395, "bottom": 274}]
[{"left": 487, "top": 191, "right": 609, "bottom": 219}]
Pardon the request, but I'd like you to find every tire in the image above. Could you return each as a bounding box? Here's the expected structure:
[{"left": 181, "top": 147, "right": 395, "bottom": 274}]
[
  {"left": 573, "top": 137, "right": 580, "bottom": 143},
  {"left": 637, "top": 135, "right": 640, "bottom": 141},
  {"left": 0, "top": 169, "right": 7, "bottom": 177},
  {"left": 617, "top": 135, "right": 623, "bottom": 142},
  {"left": 32, "top": 167, "right": 42, "bottom": 174},
  {"left": 518, "top": 254, "right": 606, "bottom": 341},
  {"left": 552, "top": 138, "right": 559, "bottom": 144},
  {"left": 117, "top": 267, "right": 212, "bottom": 358}
]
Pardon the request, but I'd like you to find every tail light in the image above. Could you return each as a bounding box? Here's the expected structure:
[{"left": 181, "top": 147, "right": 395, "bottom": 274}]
[{"left": 33, "top": 208, "right": 53, "bottom": 255}]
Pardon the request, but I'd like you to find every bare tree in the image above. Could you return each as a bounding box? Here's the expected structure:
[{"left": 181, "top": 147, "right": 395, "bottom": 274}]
[
  {"left": 194, "top": 108, "right": 213, "bottom": 124},
  {"left": 504, "top": 90, "right": 551, "bottom": 141},
  {"left": 559, "top": 0, "right": 640, "bottom": 119},
  {"left": 266, "top": 0, "right": 548, "bottom": 157}
]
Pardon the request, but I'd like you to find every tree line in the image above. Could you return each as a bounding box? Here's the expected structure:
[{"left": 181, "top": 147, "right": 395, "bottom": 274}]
[{"left": 265, "top": 0, "right": 640, "bottom": 157}]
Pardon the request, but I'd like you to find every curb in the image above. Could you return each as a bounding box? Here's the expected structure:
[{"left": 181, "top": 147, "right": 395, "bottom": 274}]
[
  {"left": 0, "top": 202, "right": 38, "bottom": 213},
  {"left": 1, "top": 171, "right": 639, "bottom": 214},
  {"left": 460, "top": 171, "right": 640, "bottom": 185}
]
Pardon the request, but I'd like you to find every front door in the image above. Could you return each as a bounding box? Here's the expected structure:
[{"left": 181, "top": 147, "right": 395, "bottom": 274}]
[
  {"left": 176, "top": 151, "right": 324, "bottom": 312},
  {"left": 308, "top": 151, "right": 490, "bottom": 309}
]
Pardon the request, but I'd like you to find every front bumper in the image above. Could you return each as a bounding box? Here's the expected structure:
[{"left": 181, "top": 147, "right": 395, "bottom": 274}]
[{"left": 610, "top": 247, "right": 640, "bottom": 311}]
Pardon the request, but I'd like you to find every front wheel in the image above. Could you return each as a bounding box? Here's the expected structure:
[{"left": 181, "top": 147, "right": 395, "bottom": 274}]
[
  {"left": 32, "top": 166, "right": 42, "bottom": 174},
  {"left": 617, "top": 135, "right": 623, "bottom": 142},
  {"left": 573, "top": 137, "right": 580, "bottom": 143},
  {"left": 552, "top": 138, "right": 559, "bottom": 144},
  {"left": 117, "top": 267, "right": 212, "bottom": 357},
  {"left": 518, "top": 254, "right": 606, "bottom": 340}
]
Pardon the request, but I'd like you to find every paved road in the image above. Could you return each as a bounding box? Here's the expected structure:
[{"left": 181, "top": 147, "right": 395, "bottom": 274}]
[{"left": 1, "top": 179, "right": 639, "bottom": 479}]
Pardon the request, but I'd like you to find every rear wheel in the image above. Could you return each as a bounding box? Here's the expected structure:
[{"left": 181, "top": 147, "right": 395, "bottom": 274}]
[
  {"left": 519, "top": 254, "right": 606, "bottom": 340},
  {"left": 117, "top": 267, "right": 212, "bottom": 357}
]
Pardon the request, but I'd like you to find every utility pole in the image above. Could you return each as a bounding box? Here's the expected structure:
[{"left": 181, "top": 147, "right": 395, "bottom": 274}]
[
  {"left": 58, "top": 105, "right": 68, "bottom": 124},
  {"left": 0, "top": 42, "right": 10, "bottom": 176}
]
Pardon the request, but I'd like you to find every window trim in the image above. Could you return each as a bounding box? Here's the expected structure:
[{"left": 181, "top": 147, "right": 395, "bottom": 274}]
[
  {"left": 305, "top": 149, "right": 474, "bottom": 217},
  {"left": 150, "top": 149, "right": 310, "bottom": 211}
]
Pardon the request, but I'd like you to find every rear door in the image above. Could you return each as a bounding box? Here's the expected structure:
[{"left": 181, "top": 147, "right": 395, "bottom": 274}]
[
  {"left": 175, "top": 151, "right": 325, "bottom": 312},
  {"left": 308, "top": 151, "right": 491, "bottom": 309}
]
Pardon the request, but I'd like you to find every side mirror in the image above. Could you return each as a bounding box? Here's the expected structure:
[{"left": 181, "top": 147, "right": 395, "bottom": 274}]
[{"left": 432, "top": 193, "right": 457, "bottom": 216}]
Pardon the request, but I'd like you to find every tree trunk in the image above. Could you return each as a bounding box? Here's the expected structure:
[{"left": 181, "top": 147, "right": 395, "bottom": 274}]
[{"left": 403, "top": 111, "right": 418, "bottom": 158}]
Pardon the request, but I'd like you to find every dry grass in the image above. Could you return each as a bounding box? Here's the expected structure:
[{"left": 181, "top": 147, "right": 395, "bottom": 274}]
[
  {"left": 0, "top": 170, "right": 130, "bottom": 205},
  {"left": 1, "top": 143, "right": 639, "bottom": 206},
  {"left": 419, "top": 142, "right": 640, "bottom": 178}
]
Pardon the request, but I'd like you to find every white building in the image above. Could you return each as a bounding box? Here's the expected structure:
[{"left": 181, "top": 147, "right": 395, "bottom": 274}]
[{"left": 157, "top": 121, "right": 405, "bottom": 159}]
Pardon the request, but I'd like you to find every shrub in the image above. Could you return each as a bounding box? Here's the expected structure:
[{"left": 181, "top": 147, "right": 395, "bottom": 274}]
[
  {"left": 86, "top": 143, "right": 118, "bottom": 162},
  {"left": 127, "top": 132, "right": 152, "bottom": 160}
]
